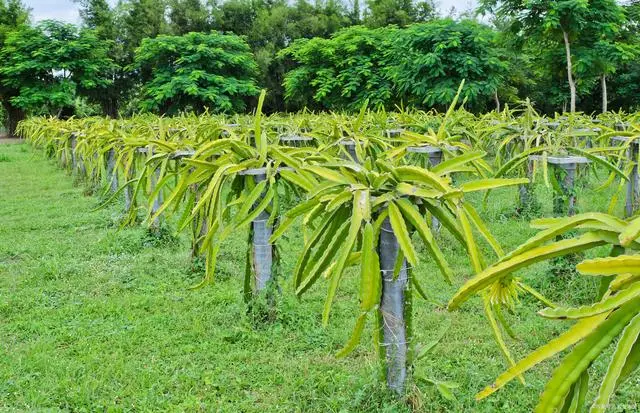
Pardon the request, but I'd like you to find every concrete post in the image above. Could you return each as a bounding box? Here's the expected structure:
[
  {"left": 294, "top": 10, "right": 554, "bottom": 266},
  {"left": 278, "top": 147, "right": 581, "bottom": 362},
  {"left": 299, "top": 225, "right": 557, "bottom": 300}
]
[
  {"left": 379, "top": 217, "right": 409, "bottom": 394},
  {"left": 553, "top": 163, "right": 577, "bottom": 216},
  {"left": 625, "top": 143, "right": 639, "bottom": 218},
  {"left": 429, "top": 151, "right": 443, "bottom": 232},
  {"left": 107, "top": 148, "right": 118, "bottom": 193},
  {"left": 340, "top": 139, "right": 358, "bottom": 162},
  {"left": 252, "top": 173, "right": 273, "bottom": 293}
]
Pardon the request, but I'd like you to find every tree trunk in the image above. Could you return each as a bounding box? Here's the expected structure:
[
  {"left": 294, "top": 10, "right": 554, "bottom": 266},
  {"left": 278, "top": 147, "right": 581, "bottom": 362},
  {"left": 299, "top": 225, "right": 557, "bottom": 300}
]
[
  {"left": 601, "top": 75, "right": 608, "bottom": 113},
  {"left": 101, "top": 97, "right": 119, "bottom": 118},
  {"left": 2, "top": 101, "right": 25, "bottom": 138},
  {"left": 562, "top": 29, "right": 576, "bottom": 113},
  {"left": 625, "top": 143, "right": 639, "bottom": 218},
  {"left": 494, "top": 90, "right": 501, "bottom": 112}
]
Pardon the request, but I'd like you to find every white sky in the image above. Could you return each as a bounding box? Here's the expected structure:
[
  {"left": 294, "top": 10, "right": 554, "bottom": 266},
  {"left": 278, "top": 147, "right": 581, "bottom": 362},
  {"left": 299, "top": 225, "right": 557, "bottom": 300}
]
[{"left": 27, "top": 0, "right": 480, "bottom": 24}]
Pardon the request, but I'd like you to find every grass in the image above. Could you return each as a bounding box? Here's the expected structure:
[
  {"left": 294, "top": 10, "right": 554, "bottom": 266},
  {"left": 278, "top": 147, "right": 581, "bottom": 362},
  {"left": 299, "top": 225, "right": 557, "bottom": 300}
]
[{"left": 0, "top": 142, "right": 638, "bottom": 412}]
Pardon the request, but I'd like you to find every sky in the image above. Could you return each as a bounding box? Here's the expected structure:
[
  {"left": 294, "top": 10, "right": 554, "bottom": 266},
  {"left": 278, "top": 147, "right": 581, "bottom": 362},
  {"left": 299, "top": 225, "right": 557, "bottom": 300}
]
[{"left": 26, "top": 0, "right": 480, "bottom": 24}]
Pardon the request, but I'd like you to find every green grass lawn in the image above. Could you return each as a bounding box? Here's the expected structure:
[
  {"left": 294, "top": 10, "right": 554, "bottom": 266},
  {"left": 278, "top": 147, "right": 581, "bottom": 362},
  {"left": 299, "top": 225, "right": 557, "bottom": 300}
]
[{"left": 1, "top": 142, "right": 638, "bottom": 412}]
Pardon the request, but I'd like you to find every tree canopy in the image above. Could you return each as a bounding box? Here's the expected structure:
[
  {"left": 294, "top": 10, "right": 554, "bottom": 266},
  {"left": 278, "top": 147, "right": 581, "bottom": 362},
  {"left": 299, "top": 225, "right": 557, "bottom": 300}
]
[
  {"left": 0, "top": 20, "right": 112, "bottom": 120},
  {"left": 0, "top": 0, "right": 639, "bottom": 133},
  {"left": 132, "top": 31, "right": 260, "bottom": 114}
]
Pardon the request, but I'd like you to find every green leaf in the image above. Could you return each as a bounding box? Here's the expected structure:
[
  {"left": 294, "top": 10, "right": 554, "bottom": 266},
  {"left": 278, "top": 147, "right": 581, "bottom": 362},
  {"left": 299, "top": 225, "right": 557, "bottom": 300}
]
[
  {"left": 539, "top": 282, "right": 640, "bottom": 319},
  {"left": 449, "top": 232, "right": 609, "bottom": 310},
  {"left": 395, "top": 198, "right": 453, "bottom": 283},
  {"left": 360, "top": 222, "right": 380, "bottom": 312},
  {"left": 591, "top": 313, "right": 640, "bottom": 413},
  {"left": 254, "top": 89, "right": 267, "bottom": 160},
  {"left": 293, "top": 207, "right": 347, "bottom": 288},
  {"left": 476, "top": 311, "right": 611, "bottom": 400},
  {"left": 388, "top": 201, "right": 418, "bottom": 266},
  {"left": 323, "top": 190, "right": 365, "bottom": 325},
  {"left": 458, "top": 204, "right": 483, "bottom": 273},
  {"left": 463, "top": 203, "right": 504, "bottom": 257},
  {"left": 620, "top": 216, "right": 640, "bottom": 247},
  {"left": 460, "top": 178, "right": 529, "bottom": 193},
  {"left": 535, "top": 298, "right": 640, "bottom": 413},
  {"left": 336, "top": 312, "right": 367, "bottom": 358}
]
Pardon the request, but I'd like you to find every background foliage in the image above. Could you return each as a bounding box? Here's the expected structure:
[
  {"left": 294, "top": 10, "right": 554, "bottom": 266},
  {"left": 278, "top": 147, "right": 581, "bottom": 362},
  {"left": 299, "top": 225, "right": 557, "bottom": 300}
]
[
  {"left": 132, "top": 32, "right": 260, "bottom": 114},
  {"left": 0, "top": 0, "right": 640, "bottom": 135}
]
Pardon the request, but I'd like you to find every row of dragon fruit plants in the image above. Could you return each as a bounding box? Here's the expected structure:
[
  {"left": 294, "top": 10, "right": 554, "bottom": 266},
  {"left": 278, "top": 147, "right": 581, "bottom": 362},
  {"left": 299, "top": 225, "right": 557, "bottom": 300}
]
[{"left": 17, "top": 92, "right": 640, "bottom": 412}]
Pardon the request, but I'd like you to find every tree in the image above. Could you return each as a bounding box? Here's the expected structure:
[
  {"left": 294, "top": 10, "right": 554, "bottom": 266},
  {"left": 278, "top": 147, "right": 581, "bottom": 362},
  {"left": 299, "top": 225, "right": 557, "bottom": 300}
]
[
  {"left": 572, "top": 0, "right": 630, "bottom": 113},
  {"left": 0, "top": 0, "right": 29, "bottom": 136},
  {"left": 120, "top": 0, "right": 168, "bottom": 50},
  {"left": 480, "top": 0, "right": 627, "bottom": 113},
  {"left": 217, "top": 0, "right": 256, "bottom": 36},
  {"left": 167, "top": 0, "right": 213, "bottom": 34},
  {"left": 479, "top": 0, "right": 584, "bottom": 113},
  {"left": 132, "top": 31, "right": 260, "bottom": 114},
  {"left": 75, "top": 0, "right": 116, "bottom": 39},
  {"left": 387, "top": 19, "right": 509, "bottom": 111},
  {"left": 281, "top": 19, "right": 508, "bottom": 112},
  {"left": 76, "top": 0, "right": 131, "bottom": 117},
  {"left": 247, "top": 0, "right": 351, "bottom": 111},
  {"left": 0, "top": 20, "right": 113, "bottom": 120},
  {"left": 280, "top": 25, "right": 396, "bottom": 111},
  {"left": 364, "top": 0, "right": 436, "bottom": 28},
  {"left": 599, "top": 0, "right": 640, "bottom": 111}
]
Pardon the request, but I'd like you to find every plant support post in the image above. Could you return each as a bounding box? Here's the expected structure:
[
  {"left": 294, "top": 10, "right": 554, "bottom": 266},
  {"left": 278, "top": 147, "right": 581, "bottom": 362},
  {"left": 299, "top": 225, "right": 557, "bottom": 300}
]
[
  {"left": 407, "top": 146, "right": 452, "bottom": 232},
  {"left": 625, "top": 142, "right": 639, "bottom": 218},
  {"left": 124, "top": 162, "right": 135, "bottom": 212},
  {"left": 106, "top": 148, "right": 118, "bottom": 193},
  {"left": 340, "top": 139, "right": 358, "bottom": 162},
  {"left": 519, "top": 158, "right": 534, "bottom": 210},
  {"left": 530, "top": 155, "right": 589, "bottom": 217},
  {"left": 70, "top": 133, "right": 78, "bottom": 172},
  {"left": 551, "top": 162, "right": 578, "bottom": 216},
  {"left": 429, "top": 151, "right": 443, "bottom": 232},
  {"left": 379, "top": 217, "right": 409, "bottom": 394},
  {"left": 238, "top": 169, "right": 275, "bottom": 294},
  {"left": 563, "top": 162, "right": 577, "bottom": 216}
]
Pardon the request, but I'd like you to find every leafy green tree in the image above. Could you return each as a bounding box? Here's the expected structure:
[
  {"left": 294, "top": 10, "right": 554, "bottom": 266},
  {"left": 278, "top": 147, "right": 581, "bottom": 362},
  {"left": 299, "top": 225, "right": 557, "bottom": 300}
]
[
  {"left": 0, "top": 0, "right": 29, "bottom": 136},
  {"left": 75, "top": 0, "right": 116, "bottom": 40},
  {"left": 601, "top": 0, "right": 640, "bottom": 111},
  {"left": 217, "top": 0, "right": 256, "bottom": 36},
  {"left": 76, "top": 0, "right": 130, "bottom": 117},
  {"left": 387, "top": 19, "right": 508, "bottom": 111},
  {"left": 348, "top": 0, "right": 362, "bottom": 24},
  {"left": 364, "top": 0, "right": 435, "bottom": 28},
  {"left": 572, "top": 0, "right": 631, "bottom": 113},
  {"left": 132, "top": 31, "right": 260, "bottom": 114},
  {"left": 480, "top": 0, "right": 626, "bottom": 113},
  {"left": 0, "top": 20, "right": 113, "bottom": 120},
  {"left": 120, "top": 0, "right": 168, "bottom": 50},
  {"left": 248, "top": 0, "right": 351, "bottom": 111},
  {"left": 523, "top": 39, "right": 578, "bottom": 113},
  {"left": 489, "top": 15, "right": 536, "bottom": 110},
  {"left": 167, "top": 0, "right": 213, "bottom": 34},
  {"left": 282, "top": 19, "right": 507, "bottom": 112},
  {"left": 280, "top": 25, "right": 396, "bottom": 110}
]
